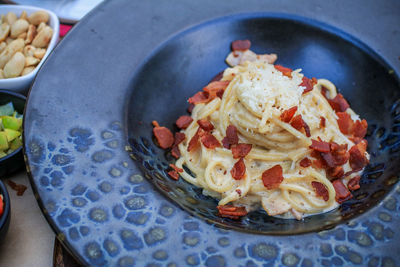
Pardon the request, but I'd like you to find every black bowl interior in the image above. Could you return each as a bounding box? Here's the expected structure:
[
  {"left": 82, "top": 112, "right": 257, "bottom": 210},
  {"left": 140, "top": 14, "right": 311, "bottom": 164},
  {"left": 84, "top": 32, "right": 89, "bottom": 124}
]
[
  {"left": 0, "top": 90, "right": 26, "bottom": 177},
  {"left": 0, "top": 179, "right": 11, "bottom": 241},
  {"left": 126, "top": 14, "right": 400, "bottom": 234}
]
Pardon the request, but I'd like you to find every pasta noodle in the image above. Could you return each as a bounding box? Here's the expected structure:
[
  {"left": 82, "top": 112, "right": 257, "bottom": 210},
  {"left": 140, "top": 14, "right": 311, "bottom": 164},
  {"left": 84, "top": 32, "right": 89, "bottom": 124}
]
[{"left": 155, "top": 41, "right": 369, "bottom": 220}]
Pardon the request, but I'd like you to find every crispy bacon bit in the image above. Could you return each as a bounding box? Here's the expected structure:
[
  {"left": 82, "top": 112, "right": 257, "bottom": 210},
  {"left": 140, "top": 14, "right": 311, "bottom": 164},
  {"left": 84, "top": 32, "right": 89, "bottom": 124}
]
[
  {"left": 217, "top": 205, "right": 247, "bottom": 219},
  {"left": 7, "top": 180, "right": 27, "bottom": 196},
  {"left": 187, "top": 103, "right": 195, "bottom": 113},
  {"left": 176, "top": 115, "right": 193, "bottom": 129},
  {"left": 300, "top": 157, "right": 311, "bottom": 167},
  {"left": 204, "top": 80, "right": 230, "bottom": 100},
  {"left": 171, "top": 132, "right": 185, "bottom": 158},
  {"left": 300, "top": 76, "right": 314, "bottom": 94},
  {"left": 336, "top": 112, "right": 354, "bottom": 135},
  {"left": 197, "top": 119, "right": 214, "bottom": 131},
  {"left": 153, "top": 123, "right": 174, "bottom": 149},
  {"left": 168, "top": 170, "right": 180, "bottom": 180},
  {"left": 152, "top": 120, "right": 160, "bottom": 127},
  {"left": 280, "top": 106, "right": 298, "bottom": 123},
  {"left": 311, "top": 181, "right": 329, "bottom": 201},
  {"left": 232, "top": 40, "right": 251, "bottom": 51},
  {"left": 200, "top": 132, "right": 221, "bottom": 149},
  {"left": 327, "top": 166, "right": 344, "bottom": 179},
  {"left": 188, "top": 91, "right": 209, "bottom": 104},
  {"left": 222, "top": 125, "right": 239, "bottom": 149},
  {"left": 274, "top": 65, "right": 293, "bottom": 78},
  {"left": 353, "top": 119, "right": 368, "bottom": 139},
  {"left": 303, "top": 121, "right": 311, "bottom": 137},
  {"left": 312, "top": 77, "right": 318, "bottom": 85},
  {"left": 230, "top": 158, "right": 246, "bottom": 180},
  {"left": 310, "top": 139, "right": 330, "bottom": 153},
  {"left": 210, "top": 70, "right": 224, "bottom": 82},
  {"left": 217, "top": 89, "right": 225, "bottom": 99},
  {"left": 231, "top": 144, "right": 252, "bottom": 159},
  {"left": 169, "top": 164, "right": 183, "bottom": 173},
  {"left": 332, "top": 179, "right": 353, "bottom": 203},
  {"left": 236, "top": 189, "right": 242, "bottom": 196},
  {"left": 328, "top": 93, "right": 350, "bottom": 112},
  {"left": 320, "top": 116, "right": 326, "bottom": 128},
  {"left": 290, "top": 115, "right": 305, "bottom": 130},
  {"left": 347, "top": 176, "right": 361, "bottom": 191},
  {"left": 330, "top": 142, "right": 349, "bottom": 165},
  {"left": 313, "top": 157, "right": 327, "bottom": 169},
  {"left": 321, "top": 86, "right": 328, "bottom": 98},
  {"left": 262, "top": 165, "right": 284, "bottom": 190},
  {"left": 349, "top": 140, "right": 369, "bottom": 171},
  {"left": 187, "top": 128, "right": 203, "bottom": 152}
]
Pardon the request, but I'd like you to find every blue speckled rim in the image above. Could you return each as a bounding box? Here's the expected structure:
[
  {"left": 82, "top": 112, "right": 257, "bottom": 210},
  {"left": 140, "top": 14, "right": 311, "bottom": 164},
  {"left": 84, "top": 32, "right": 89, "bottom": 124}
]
[{"left": 23, "top": 3, "right": 400, "bottom": 267}]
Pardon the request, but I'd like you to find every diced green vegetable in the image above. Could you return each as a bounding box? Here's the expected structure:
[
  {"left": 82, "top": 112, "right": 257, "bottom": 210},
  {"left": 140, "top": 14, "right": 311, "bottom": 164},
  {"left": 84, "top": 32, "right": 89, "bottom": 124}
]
[
  {"left": 4, "top": 128, "right": 20, "bottom": 142},
  {"left": 0, "top": 102, "right": 15, "bottom": 116},
  {"left": 10, "top": 137, "right": 22, "bottom": 150},
  {"left": 2, "top": 116, "right": 22, "bottom": 131},
  {"left": 0, "top": 132, "right": 8, "bottom": 150}
]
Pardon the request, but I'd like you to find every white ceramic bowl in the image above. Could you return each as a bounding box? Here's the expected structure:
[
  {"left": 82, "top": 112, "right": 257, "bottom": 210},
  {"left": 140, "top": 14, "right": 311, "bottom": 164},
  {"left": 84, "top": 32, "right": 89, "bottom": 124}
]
[{"left": 0, "top": 5, "right": 59, "bottom": 94}]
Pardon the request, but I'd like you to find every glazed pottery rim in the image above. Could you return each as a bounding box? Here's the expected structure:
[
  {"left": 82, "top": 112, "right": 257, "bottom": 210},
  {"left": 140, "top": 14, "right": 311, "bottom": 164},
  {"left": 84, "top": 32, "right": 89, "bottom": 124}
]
[
  {"left": 0, "top": 90, "right": 26, "bottom": 164},
  {"left": 127, "top": 11, "right": 400, "bottom": 234}
]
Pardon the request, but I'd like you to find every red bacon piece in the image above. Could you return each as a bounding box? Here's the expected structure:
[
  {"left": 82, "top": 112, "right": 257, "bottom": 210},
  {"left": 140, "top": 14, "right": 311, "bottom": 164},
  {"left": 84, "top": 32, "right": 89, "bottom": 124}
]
[
  {"left": 188, "top": 91, "right": 209, "bottom": 104},
  {"left": 303, "top": 121, "right": 311, "bottom": 137},
  {"left": 231, "top": 144, "right": 252, "bottom": 159},
  {"left": 169, "top": 164, "right": 183, "bottom": 173},
  {"left": 290, "top": 115, "right": 305, "bottom": 131},
  {"left": 347, "top": 176, "right": 361, "bottom": 191},
  {"left": 176, "top": 115, "right": 193, "bottom": 129},
  {"left": 328, "top": 94, "right": 350, "bottom": 112},
  {"left": 336, "top": 112, "right": 354, "bottom": 135},
  {"left": 300, "top": 76, "right": 314, "bottom": 94},
  {"left": 168, "top": 170, "right": 180, "bottom": 180},
  {"left": 200, "top": 132, "right": 221, "bottom": 149},
  {"left": 232, "top": 40, "right": 251, "bottom": 51},
  {"left": 353, "top": 119, "right": 368, "bottom": 139},
  {"left": 321, "top": 86, "right": 328, "bottom": 98},
  {"left": 310, "top": 139, "right": 330, "bottom": 153},
  {"left": 216, "top": 89, "right": 225, "bottom": 99},
  {"left": 320, "top": 116, "right": 326, "bottom": 128},
  {"left": 210, "top": 70, "right": 224, "bottom": 82},
  {"left": 197, "top": 119, "right": 214, "bottom": 131},
  {"left": 349, "top": 140, "right": 369, "bottom": 171},
  {"left": 311, "top": 181, "right": 329, "bottom": 201},
  {"left": 280, "top": 106, "right": 298, "bottom": 123},
  {"left": 171, "top": 132, "right": 185, "bottom": 159},
  {"left": 230, "top": 158, "right": 246, "bottom": 180},
  {"left": 330, "top": 142, "right": 349, "bottom": 165},
  {"left": 187, "top": 103, "right": 195, "bottom": 113},
  {"left": 332, "top": 179, "right": 353, "bottom": 203},
  {"left": 153, "top": 124, "right": 174, "bottom": 149},
  {"left": 262, "top": 165, "right": 284, "bottom": 190},
  {"left": 203, "top": 81, "right": 230, "bottom": 99},
  {"left": 300, "top": 157, "right": 311, "bottom": 167},
  {"left": 217, "top": 205, "right": 247, "bottom": 219},
  {"left": 327, "top": 166, "right": 344, "bottom": 179},
  {"left": 187, "top": 128, "right": 203, "bottom": 152},
  {"left": 274, "top": 65, "right": 293, "bottom": 78},
  {"left": 222, "top": 125, "right": 239, "bottom": 149}
]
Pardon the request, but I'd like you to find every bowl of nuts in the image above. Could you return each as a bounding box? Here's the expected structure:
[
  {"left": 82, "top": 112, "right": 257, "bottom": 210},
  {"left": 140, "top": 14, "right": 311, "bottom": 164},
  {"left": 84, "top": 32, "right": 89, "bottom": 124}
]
[{"left": 0, "top": 5, "right": 59, "bottom": 94}]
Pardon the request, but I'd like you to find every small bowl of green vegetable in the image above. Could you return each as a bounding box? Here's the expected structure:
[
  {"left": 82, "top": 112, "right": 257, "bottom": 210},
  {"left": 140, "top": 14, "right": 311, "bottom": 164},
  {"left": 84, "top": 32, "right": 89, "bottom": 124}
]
[{"left": 0, "top": 89, "right": 25, "bottom": 177}]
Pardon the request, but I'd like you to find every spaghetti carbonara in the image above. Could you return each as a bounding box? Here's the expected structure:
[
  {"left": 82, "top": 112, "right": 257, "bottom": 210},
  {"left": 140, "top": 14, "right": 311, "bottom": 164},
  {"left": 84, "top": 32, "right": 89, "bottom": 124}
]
[{"left": 157, "top": 40, "right": 369, "bottom": 220}]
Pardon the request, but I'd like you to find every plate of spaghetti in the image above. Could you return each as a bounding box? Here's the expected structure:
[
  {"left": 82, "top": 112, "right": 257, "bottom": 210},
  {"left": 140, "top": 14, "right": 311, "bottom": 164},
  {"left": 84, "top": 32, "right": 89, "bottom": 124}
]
[{"left": 152, "top": 40, "right": 369, "bottom": 220}]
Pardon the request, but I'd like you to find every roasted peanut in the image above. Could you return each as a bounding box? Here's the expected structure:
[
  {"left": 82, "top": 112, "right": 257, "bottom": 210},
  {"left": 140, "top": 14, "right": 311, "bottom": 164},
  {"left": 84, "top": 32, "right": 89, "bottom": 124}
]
[
  {"left": 0, "top": 38, "right": 24, "bottom": 68},
  {"left": 28, "top": 11, "right": 49, "bottom": 26},
  {"left": 32, "top": 25, "right": 52, "bottom": 48},
  {"left": 25, "top": 24, "right": 36, "bottom": 44},
  {"left": 21, "top": 66, "right": 34, "bottom": 76},
  {"left": 25, "top": 56, "right": 39, "bottom": 67},
  {"left": 10, "top": 19, "right": 29, "bottom": 38},
  {"left": 4, "top": 12, "right": 17, "bottom": 25},
  {"left": 5, "top": 37, "right": 13, "bottom": 45},
  {"left": 4, "top": 52, "right": 25, "bottom": 78},
  {"left": 0, "top": 23, "right": 10, "bottom": 42},
  {"left": 0, "top": 42, "right": 6, "bottom": 53},
  {"left": 18, "top": 32, "right": 27, "bottom": 39},
  {"left": 23, "top": 45, "right": 35, "bottom": 57},
  {"left": 33, "top": 48, "right": 46, "bottom": 59},
  {"left": 20, "top": 11, "right": 27, "bottom": 20},
  {"left": 37, "top": 22, "right": 46, "bottom": 32}
]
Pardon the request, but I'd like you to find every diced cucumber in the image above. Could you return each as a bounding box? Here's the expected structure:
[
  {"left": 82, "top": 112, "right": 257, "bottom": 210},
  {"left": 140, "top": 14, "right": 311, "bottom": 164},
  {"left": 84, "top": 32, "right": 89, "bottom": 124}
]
[
  {"left": 4, "top": 128, "right": 20, "bottom": 142},
  {"left": 0, "top": 132, "right": 8, "bottom": 150},
  {"left": 2, "top": 116, "right": 22, "bottom": 131},
  {"left": 10, "top": 137, "right": 22, "bottom": 150},
  {"left": 0, "top": 102, "right": 15, "bottom": 116}
]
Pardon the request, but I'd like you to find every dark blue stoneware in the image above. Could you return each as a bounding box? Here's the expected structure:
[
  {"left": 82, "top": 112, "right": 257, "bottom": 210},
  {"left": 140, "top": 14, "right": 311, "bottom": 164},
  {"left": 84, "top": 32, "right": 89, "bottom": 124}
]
[
  {"left": 0, "top": 179, "right": 11, "bottom": 242},
  {"left": 0, "top": 90, "right": 25, "bottom": 177},
  {"left": 23, "top": 1, "right": 400, "bottom": 266}
]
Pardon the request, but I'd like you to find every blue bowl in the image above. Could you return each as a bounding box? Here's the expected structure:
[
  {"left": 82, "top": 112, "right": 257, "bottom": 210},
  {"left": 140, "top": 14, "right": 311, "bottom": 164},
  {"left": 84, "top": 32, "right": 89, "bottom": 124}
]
[
  {"left": 0, "top": 90, "right": 26, "bottom": 177},
  {"left": 0, "top": 179, "right": 11, "bottom": 242}
]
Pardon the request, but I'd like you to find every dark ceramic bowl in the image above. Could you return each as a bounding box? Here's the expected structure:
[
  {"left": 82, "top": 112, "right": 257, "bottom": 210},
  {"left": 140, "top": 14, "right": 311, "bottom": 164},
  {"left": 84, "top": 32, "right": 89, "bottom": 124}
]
[
  {"left": 127, "top": 15, "right": 400, "bottom": 235},
  {"left": 0, "top": 179, "right": 11, "bottom": 242},
  {"left": 0, "top": 90, "right": 26, "bottom": 177}
]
